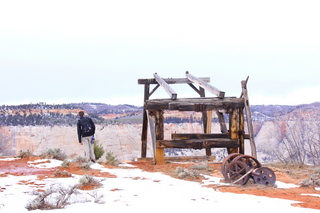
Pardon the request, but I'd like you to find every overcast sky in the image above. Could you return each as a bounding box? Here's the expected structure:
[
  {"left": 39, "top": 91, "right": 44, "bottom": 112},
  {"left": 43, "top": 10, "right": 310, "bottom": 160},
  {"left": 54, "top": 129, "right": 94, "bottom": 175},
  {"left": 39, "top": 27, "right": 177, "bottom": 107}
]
[{"left": 1, "top": 0, "right": 319, "bottom": 106}]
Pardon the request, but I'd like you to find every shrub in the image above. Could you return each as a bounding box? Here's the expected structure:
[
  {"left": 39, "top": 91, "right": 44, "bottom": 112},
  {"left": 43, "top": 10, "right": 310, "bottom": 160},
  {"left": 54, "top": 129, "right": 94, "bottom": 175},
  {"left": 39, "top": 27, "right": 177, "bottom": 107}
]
[
  {"left": 26, "top": 184, "right": 79, "bottom": 210},
  {"left": 78, "top": 174, "right": 102, "bottom": 189},
  {"left": 79, "top": 162, "right": 92, "bottom": 170},
  {"left": 93, "top": 140, "right": 105, "bottom": 160},
  {"left": 74, "top": 156, "right": 89, "bottom": 163},
  {"left": 105, "top": 152, "right": 120, "bottom": 166},
  {"left": 175, "top": 166, "right": 200, "bottom": 179},
  {"left": 41, "top": 148, "right": 67, "bottom": 160},
  {"left": 61, "top": 160, "right": 70, "bottom": 168},
  {"left": 300, "top": 170, "right": 320, "bottom": 188},
  {"left": 17, "top": 150, "right": 33, "bottom": 158},
  {"left": 190, "top": 164, "right": 209, "bottom": 170},
  {"left": 53, "top": 169, "right": 72, "bottom": 178}
]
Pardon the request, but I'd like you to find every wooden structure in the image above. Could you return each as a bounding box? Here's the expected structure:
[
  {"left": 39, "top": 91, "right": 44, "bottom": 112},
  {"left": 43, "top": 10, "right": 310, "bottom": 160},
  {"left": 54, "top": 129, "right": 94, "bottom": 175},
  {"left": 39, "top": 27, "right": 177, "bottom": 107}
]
[{"left": 138, "top": 72, "right": 256, "bottom": 165}]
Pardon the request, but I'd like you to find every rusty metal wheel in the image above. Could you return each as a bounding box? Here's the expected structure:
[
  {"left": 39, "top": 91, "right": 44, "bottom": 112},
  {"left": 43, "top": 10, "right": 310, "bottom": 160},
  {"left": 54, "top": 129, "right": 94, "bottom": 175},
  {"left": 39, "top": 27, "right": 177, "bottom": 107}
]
[
  {"left": 221, "top": 153, "right": 243, "bottom": 177},
  {"left": 252, "top": 167, "right": 276, "bottom": 186},
  {"left": 232, "top": 155, "right": 261, "bottom": 170},
  {"left": 224, "top": 160, "right": 250, "bottom": 185}
]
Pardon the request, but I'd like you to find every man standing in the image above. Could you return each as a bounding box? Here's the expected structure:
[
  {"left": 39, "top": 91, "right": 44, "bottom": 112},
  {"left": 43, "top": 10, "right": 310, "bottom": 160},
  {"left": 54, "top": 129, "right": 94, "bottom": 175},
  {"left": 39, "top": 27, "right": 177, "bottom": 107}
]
[{"left": 77, "top": 111, "right": 96, "bottom": 163}]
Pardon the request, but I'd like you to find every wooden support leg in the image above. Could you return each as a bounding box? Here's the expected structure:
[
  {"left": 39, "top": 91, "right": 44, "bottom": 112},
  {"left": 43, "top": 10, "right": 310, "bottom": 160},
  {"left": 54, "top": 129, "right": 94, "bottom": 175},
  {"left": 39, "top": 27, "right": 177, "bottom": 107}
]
[
  {"left": 141, "top": 84, "right": 150, "bottom": 158},
  {"left": 149, "top": 109, "right": 165, "bottom": 165},
  {"left": 155, "top": 148, "right": 165, "bottom": 165},
  {"left": 239, "top": 108, "right": 245, "bottom": 154},
  {"left": 228, "top": 109, "right": 239, "bottom": 154}
]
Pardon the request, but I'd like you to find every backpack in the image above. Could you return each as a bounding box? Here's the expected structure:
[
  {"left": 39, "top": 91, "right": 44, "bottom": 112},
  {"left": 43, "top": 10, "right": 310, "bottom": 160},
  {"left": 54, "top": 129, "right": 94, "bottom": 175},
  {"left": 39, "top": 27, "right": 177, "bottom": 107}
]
[{"left": 80, "top": 117, "right": 94, "bottom": 135}]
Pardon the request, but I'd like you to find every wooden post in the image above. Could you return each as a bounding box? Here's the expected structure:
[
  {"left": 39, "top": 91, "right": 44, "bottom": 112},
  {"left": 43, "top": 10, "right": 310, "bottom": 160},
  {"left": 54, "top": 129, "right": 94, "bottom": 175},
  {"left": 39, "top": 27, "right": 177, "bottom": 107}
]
[
  {"left": 156, "top": 110, "right": 165, "bottom": 164},
  {"left": 199, "top": 87, "right": 212, "bottom": 156},
  {"left": 239, "top": 108, "right": 245, "bottom": 154},
  {"left": 141, "top": 84, "right": 150, "bottom": 158},
  {"left": 228, "top": 109, "right": 239, "bottom": 154},
  {"left": 149, "top": 110, "right": 165, "bottom": 165},
  {"left": 241, "top": 77, "right": 257, "bottom": 158}
]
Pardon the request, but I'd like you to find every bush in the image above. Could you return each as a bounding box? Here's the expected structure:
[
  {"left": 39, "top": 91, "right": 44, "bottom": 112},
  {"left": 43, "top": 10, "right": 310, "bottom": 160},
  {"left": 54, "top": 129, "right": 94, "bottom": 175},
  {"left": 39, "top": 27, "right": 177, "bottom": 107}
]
[
  {"left": 79, "top": 162, "right": 92, "bottom": 170},
  {"left": 105, "top": 152, "right": 120, "bottom": 166},
  {"left": 93, "top": 140, "right": 105, "bottom": 160},
  {"left": 61, "top": 160, "right": 70, "bottom": 168},
  {"left": 53, "top": 169, "right": 72, "bottom": 178},
  {"left": 78, "top": 174, "right": 102, "bottom": 189},
  {"left": 26, "top": 184, "right": 79, "bottom": 210},
  {"left": 17, "top": 150, "right": 33, "bottom": 158},
  {"left": 175, "top": 166, "right": 200, "bottom": 179},
  {"left": 41, "top": 148, "right": 67, "bottom": 160},
  {"left": 190, "top": 164, "right": 209, "bottom": 170},
  {"left": 300, "top": 170, "right": 320, "bottom": 188},
  {"left": 74, "top": 156, "right": 89, "bottom": 163}
]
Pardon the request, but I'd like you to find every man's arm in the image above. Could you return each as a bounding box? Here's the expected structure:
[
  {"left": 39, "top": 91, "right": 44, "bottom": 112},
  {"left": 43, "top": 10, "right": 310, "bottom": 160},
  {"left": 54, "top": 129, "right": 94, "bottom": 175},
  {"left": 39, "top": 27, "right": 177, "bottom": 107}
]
[{"left": 77, "top": 121, "right": 82, "bottom": 143}]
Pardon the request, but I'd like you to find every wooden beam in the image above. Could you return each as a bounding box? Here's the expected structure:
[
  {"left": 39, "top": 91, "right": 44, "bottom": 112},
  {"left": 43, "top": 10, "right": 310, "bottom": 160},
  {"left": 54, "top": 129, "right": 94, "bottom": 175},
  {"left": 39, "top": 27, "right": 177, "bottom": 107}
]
[
  {"left": 146, "top": 97, "right": 244, "bottom": 111},
  {"left": 241, "top": 77, "right": 257, "bottom": 158},
  {"left": 153, "top": 73, "right": 177, "bottom": 100},
  {"left": 186, "top": 71, "right": 225, "bottom": 98},
  {"left": 157, "top": 139, "right": 239, "bottom": 149},
  {"left": 172, "top": 133, "right": 250, "bottom": 140},
  {"left": 137, "top": 156, "right": 216, "bottom": 162},
  {"left": 138, "top": 77, "right": 210, "bottom": 85}
]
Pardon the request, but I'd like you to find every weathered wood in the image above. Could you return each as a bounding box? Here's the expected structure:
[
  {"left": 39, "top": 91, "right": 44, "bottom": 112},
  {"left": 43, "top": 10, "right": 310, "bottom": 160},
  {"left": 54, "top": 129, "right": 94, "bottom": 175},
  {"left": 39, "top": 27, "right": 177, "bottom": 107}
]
[
  {"left": 241, "top": 77, "right": 257, "bottom": 158},
  {"left": 149, "top": 110, "right": 165, "bottom": 165},
  {"left": 137, "top": 156, "right": 216, "bottom": 162},
  {"left": 172, "top": 133, "right": 250, "bottom": 140},
  {"left": 149, "top": 84, "right": 160, "bottom": 97},
  {"left": 146, "top": 97, "right": 245, "bottom": 111},
  {"left": 239, "top": 107, "right": 245, "bottom": 154},
  {"left": 228, "top": 109, "right": 239, "bottom": 154},
  {"left": 186, "top": 71, "right": 225, "bottom": 98},
  {"left": 199, "top": 87, "right": 212, "bottom": 156},
  {"left": 157, "top": 139, "right": 239, "bottom": 149},
  {"left": 187, "top": 83, "right": 201, "bottom": 95},
  {"left": 147, "top": 110, "right": 156, "bottom": 163},
  {"left": 153, "top": 73, "right": 177, "bottom": 100},
  {"left": 141, "top": 84, "right": 150, "bottom": 158},
  {"left": 216, "top": 111, "right": 228, "bottom": 133},
  {"left": 138, "top": 77, "right": 210, "bottom": 85}
]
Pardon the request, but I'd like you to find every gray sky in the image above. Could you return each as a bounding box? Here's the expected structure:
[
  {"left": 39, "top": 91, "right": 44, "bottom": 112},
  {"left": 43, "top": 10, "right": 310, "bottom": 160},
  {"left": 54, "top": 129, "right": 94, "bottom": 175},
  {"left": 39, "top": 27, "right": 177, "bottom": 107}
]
[{"left": 1, "top": 0, "right": 319, "bottom": 106}]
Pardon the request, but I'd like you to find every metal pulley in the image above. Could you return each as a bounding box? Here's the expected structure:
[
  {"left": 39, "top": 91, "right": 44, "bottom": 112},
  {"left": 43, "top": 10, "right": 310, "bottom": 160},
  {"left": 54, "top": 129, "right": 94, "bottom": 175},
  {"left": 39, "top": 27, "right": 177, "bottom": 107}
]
[{"left": 221, "top": 154, "right": 276, "bottom": 186}]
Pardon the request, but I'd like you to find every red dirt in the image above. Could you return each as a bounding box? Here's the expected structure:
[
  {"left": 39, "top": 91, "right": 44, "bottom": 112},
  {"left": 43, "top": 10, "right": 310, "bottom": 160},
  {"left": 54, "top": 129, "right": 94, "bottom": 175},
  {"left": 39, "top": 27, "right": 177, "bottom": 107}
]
[{"left": 1, "top": 158, "right": 320, "bottom": 210}]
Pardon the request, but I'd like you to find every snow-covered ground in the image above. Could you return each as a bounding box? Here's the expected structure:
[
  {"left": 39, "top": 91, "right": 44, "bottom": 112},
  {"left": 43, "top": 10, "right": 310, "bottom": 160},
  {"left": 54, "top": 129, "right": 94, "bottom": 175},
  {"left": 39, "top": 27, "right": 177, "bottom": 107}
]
[{"left": 0, "top": 159, "right": 319, "bottom": 213}]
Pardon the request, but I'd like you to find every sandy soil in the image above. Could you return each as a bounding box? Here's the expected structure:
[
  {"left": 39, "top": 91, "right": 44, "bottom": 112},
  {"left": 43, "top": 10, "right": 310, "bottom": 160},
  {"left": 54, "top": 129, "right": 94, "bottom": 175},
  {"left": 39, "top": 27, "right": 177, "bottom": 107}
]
[{"left": 0, "top": 157, "right": 319, "bottom": 210}]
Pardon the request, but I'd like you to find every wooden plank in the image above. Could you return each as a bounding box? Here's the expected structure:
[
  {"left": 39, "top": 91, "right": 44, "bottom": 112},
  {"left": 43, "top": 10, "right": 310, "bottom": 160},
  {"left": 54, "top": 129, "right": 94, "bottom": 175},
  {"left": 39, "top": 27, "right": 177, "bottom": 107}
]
[
  {"left": 241, "top": 77, "right": 257, "bottom": 158},
  {"left": 137, "top": 156, "right": 216, "bottom": 162},
  {"left": 186, "top": 71, "right": 225, "bottom": 98},
  {"left": 172, "top": 133, "right": 250, "bottom": 140},
  {"left": 138, "top": 77, "right": 210, "bottom": 85},
  {"left": 156, "top": 139, "right": 239, "bottom": 149},
  {"left": 153, "top": 73, "right": 177, "bottom": 100},
  {"left": 147, "top": 110, "right": 156, "bottom": 163},
  {"left": 146, "top": 97, "right": 245, "bottom": 111}
]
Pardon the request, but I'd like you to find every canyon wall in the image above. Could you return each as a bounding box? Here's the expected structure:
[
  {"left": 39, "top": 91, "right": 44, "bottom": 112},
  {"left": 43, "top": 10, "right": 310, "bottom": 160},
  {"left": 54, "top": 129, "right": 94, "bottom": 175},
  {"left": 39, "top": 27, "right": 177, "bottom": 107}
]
[{"left": 2, "top": 122, "right": 261, "bottom": 161}]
